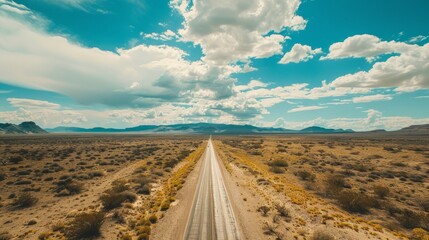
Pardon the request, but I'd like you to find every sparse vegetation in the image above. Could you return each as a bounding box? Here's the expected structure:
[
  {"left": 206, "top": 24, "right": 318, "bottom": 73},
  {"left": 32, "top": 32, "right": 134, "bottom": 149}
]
[
  {"left": 324, "top": 174, "right": 347, "bottom": 196},
  {"left": 296, "top": 170, "right": 316, "bottom": 181},
  {"left": 311, "top": 228, "right": 335, "bottom": 240},
  {"left": 0, "top": 232, "right": 12, "bottom": 240},
  {"left": 65, "top": 211, "right": 105, "bottom": 239},
  {"left": 258, "top": 205, "right": 270, "bottom": 216},
  {"left": 275, "top": 204, "right": 291, "bottom": 221},
  {"left": 336, "top": 190, "right": 377, "bottom": 213},
  {"left": 12, "top": 192, "right": 38, "bottom": 208},
  {"left": 270, "top": 166, "right": 286, "bottom": 174},
  {"left": 373, "top": 185, "right": 390, "bottom": 199},
  {"left": 219, "top": 134, "right": 429, "bottom": 238},
  {"left": 0, "top": 135, "right": 203, "bottom": 239}
]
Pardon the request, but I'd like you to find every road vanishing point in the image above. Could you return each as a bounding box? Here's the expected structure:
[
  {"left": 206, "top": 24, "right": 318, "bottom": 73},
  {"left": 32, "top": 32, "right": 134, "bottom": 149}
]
[{"left": 184, "top": 138, "right": 240, "bottom": 240}]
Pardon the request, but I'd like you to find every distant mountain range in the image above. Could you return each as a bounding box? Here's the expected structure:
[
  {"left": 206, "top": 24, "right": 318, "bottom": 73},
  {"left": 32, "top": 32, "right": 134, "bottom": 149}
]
[
  {"left": 0, "top": 121, "right": 47, "bottom": 134},
  {"left": 2, "top": 121, "right": 428, "bottom": 135},
  {"left": 46, "top": 123, "right": 354, "bottom": 134},
  {"left": 395, "top": 124, "right": 429, "bottom": 133}
]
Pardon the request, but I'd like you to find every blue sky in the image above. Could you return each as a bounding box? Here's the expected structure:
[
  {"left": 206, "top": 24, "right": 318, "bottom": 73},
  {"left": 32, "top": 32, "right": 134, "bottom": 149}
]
[{"left": 0, "top": 0, "right": 428, "bottom": 130}]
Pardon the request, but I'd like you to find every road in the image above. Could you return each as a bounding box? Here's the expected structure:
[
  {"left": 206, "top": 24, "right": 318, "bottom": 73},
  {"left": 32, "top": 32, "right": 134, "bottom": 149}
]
[{"left": 184, "top": 138, "right": 240, "bottom": 240}]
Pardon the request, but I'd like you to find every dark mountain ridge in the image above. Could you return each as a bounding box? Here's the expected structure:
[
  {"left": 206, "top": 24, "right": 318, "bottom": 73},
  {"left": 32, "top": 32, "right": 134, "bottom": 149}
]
[
  {"left": 46, "top": 123, "right": 353, "bottom": 134},
  {"left": 0, "top": 121, "right": 47, "bottom": 134}
]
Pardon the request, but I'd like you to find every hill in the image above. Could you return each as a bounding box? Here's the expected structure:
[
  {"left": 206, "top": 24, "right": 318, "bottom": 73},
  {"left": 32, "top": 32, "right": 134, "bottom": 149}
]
[
  {"left": 47, "top": 123, "right": 354, "bottom": 134},
  {"left": 0, "top": 121, "right": 47, "bottom": 134},
  {"left": 396, "top": 124, "right": 429, "bottom": 133},
  {"left": 300, "top": 126, "right": 354, "bottom": 133}
]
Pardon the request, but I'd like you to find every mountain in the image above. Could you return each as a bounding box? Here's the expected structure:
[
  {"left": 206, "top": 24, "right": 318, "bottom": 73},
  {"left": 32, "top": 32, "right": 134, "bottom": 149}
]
[
  {"left": 396, "top": 124, "right": 429, "bottom": 133},
  {"left": 47, "top": 123, "right": 354, "bottom": 134},
  {"left": 47, "top": 123, "right": 290, "bottom": 134},
  {"left": 0, "top": 121, "right": 47, "bottom": 134},
  {"left": 300, "top": 126, "right": 354, "bottom": 133}
]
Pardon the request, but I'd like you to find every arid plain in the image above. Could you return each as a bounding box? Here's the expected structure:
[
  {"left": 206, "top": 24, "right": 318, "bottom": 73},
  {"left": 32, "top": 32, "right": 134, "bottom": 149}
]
[{"left": 0, "top": 133, "right": 428, "bottom": 240}]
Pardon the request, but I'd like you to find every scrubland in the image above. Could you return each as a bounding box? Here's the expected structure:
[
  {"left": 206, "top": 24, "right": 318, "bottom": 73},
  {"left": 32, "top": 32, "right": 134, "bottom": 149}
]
[
  {"left": 0, "top": 134, "right": 203, "bottom": 239},
  {"left": 217, "top": 134, "right": 429, "bottom": 240}
]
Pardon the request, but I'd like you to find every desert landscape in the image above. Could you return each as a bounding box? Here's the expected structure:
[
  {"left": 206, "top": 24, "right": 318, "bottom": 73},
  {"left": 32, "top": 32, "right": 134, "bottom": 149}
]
[
  {"left": 0, "top": 134, "right": 204, "bottom": 239},
  {"left": 1, "top": 129, "right": 428, "bottom": 240}
]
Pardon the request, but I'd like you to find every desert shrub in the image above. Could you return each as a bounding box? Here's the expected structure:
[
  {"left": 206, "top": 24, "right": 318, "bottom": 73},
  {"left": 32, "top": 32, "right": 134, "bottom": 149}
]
[
  {"left": 262, "top": 222, "right": 278, "bottom": 235},
  {"left": 336, "top": 190, "right": 377, "bottom": 213},
  {"left": 296, "top": 170, "right": 316, "bottom": 181},
  {"left": 112, "top": 210, "right": 126, "bottom": 224},
  {"left": 398, "top": 209, "right": 422, "bottom": 229},
  {"left": 137, "top": 184, "right": 151, "bottom": 195},
  {"left": 148, "top": 214, "right": 158, "bottom": 224},
  {"left": 270, "top": 159, "right": 288, "bottom": 167},
  {"left": 88, "top": 171, "right": 104, "bottom": 178},
  {"left": 65, "top": 211, "right": 104, "bottom": 240},
  {"left": 311, "top": 229, "right": 335, "bottom": 240},
  {"left": 112, "top": 180, "right": 129, "bottom": 193},
  {"left": 160, "top": 201, "right": 170, "bottom": 211},
  {"left": 55, "top": 178, "right": 84, "bottom": 196},
  {"left": 270, "top": 166, "right": 285, "bottom": 174},
  {"left": 417, "top": 198, "right": 429, "bottom": 212},
  {"left": 100, "top": 190, "right": 137, "bottom": 210},
  {"left": 15, "top": 180, "right": 32, "bottom": 185},
  {"left": 12, "top": 192, "right": 38, "bottom": 208},
  {"left": 0, "top": 232, "right": 12, "bottom": 240},
  {"left": 373, "top": 185, "right": 390, "bottom": 199},
  {"left": 9, "top": 156, "right": 23, "bottom": 164},
  {"left": 385, "top": 202, "right": 402, "bottom": 216},
  {"left": 325, "top": 174, "right": 346, "bottom": 196},
  {"left": 275, "top": 204, "right": 291, "bottom": 221},
  {"left": 257, "top": 206, "right": 270, "bottom": 216},
  {"left": 0, "top": 173, "right": 5, "bottom": 181},
  {"left": 134, "top": 175, "right": 153, "bottom": 194}
]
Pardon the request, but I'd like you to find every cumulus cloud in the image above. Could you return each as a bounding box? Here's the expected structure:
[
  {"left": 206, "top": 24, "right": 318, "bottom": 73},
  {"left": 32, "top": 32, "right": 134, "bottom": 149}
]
[
  {"left": 328, "top": 35, "right": 429, "bottom": 92},
  {"left": 322, "top": 34, "right": 414, "bottom": 62},
  {"left": 288, "top": 105, "right": 326, "bottom": 113},
  {"left": 279, "top": 43, "right": 322, "bottom": 64},
  {"left": 352, "top": 94, "right": 393, "bottom": 103},
  {"left": 0, "top": 9, "right": 241, "bottom": 108},
  {"left": 171, "top": 0, "right": 306, "bottom": 64},
  {"left": 270, "top": 109, "right": 429, "bottom": 131},
  {"left": 7, "top": 98, "right": 61, "bottom": 109}
]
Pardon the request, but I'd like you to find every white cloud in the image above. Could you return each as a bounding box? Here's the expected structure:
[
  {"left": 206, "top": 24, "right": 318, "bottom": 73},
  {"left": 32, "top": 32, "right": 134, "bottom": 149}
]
[
  {"left": 7, "top": 98, "right": 60, "bottom": 109},
  {"left": 279, "top": 43, "right": 322, "bottom": 64},
  {"left": 352, "top": 94, "right": 392, "bottom": 103},
  {"left": 171, "top": 0, "right": 305, "bottom": 64},
  {"left": 0, "top": 11, "right": 242, "bottom": 108},
  {"left": 39, "top": 0, "right": 96, "bottom": 10},
  {"left": 141, "top": 29, "right": 179, "bottom": 41},
  {"left": 409, "top": 35, "right": 428, "bottom": 43},
  {"left": 322, "top": 34, "right": 414, "bottom": 62},
  {"left": 329, "top": 36, "right": 429, "bottom": 92},
  {"left": 288, "top": 105, "right": 326, "bottom": 113},
  {"left": 234, "top": 80, "right": 267, "bottom": 91},
  {"left": 269, "top": 109, "right": 429, "bottom": 131}
]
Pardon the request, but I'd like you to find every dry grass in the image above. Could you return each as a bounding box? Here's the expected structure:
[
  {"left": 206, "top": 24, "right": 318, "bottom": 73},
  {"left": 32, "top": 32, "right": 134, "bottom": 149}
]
[
  {"left": 219, "top": 134, "right": 429, "bottom": 238},
  {"left": 65, "top": 211, "right": 105, "bottom": 239},
  {"left": 0, "top": 134, "right": 204, "bottom": 239}
]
